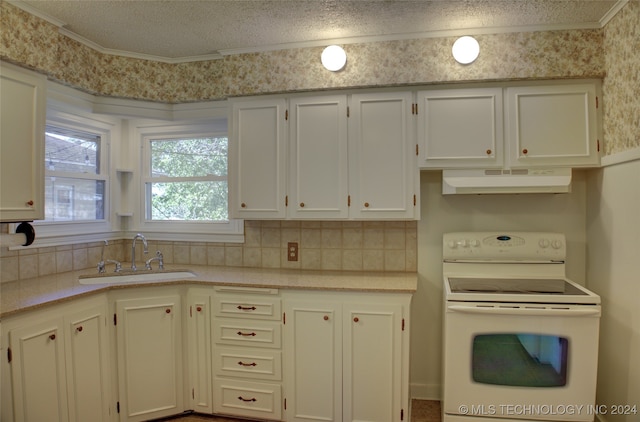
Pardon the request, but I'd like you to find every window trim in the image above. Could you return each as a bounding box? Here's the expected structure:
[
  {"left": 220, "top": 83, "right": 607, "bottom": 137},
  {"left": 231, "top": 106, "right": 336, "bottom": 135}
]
[{"left": 134, "top": 120, "right": 243, "bottom": 241}]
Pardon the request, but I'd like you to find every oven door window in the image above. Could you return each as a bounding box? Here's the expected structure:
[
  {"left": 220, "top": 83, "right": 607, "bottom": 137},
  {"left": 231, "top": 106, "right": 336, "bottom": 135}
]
[{"left": 472, "top": 334, "right": 568, "bottom": 387}]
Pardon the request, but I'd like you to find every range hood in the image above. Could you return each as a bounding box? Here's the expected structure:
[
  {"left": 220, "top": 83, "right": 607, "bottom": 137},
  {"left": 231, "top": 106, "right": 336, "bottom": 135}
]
[{"left": 442, "top": 168, "right": 571, "bottom": 194}]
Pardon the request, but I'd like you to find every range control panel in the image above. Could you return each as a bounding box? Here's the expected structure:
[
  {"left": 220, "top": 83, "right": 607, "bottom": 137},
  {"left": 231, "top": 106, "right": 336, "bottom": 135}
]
[{"left": 443, "top": 232, "right": 566, "bottom": 261}]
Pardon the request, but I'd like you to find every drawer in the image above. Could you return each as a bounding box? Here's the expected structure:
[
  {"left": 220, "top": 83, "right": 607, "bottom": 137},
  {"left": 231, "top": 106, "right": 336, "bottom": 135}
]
[
  {"left": 214, "top": 294, "right": 282, "bottom": 320},
  {"left": 214, "top": 347, "right": 282, "bottom": 380},
  {"left": 214, "top": 319, "right": 282, "bottom": 349},
  {"left": 213, "top": 378, "right": 282, "bottom": 421}
]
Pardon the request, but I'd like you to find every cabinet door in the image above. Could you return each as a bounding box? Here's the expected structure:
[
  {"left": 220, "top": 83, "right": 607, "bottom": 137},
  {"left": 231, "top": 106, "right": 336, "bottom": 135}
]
[
  {"left": 343, "top": 303, "right": 404, "bottom": 422},
  {"left": 289, "top": 95, "right": 348, "bottom": 219},
  {"left": 506, "top": 83, "right": 600, "bottom": 167},
  {"left": 0, "top": 62, "right": 46, "bottom": 222},
  {"left": 9, "top": 319, "right": 69, "bottom": 422},
  {"left": 284, "top": 301, "right": 342, "bottom": 422},
  {"left": 64, "top": 305, "right": 111, "bottom": 422},
  {"left": 417, "top": 87, "right": 504, "bottom": 169},
  {"left": 229, "top": 98, "right": 287, "bottom": 219},
  {"left": 116, "top": 295, "right": 183, "bottom": 421},
  {"left": 186, "top": 290, "right": 213, "bottom": 413},
  {"left": 349, "top": 92, "right": 417, "bottom": 219}
]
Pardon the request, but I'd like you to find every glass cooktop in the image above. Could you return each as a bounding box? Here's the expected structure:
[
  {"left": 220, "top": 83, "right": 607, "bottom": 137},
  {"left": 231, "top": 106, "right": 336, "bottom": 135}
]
[{"left": 448, "top": 277, "right": 588, "bottom": 295}]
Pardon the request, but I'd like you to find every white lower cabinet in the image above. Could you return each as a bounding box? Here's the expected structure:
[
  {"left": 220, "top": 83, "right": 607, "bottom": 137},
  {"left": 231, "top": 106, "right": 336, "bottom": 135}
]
[
  {"left": 283, "top": 292, "right": 411, "bottom": 422},
  {"left": 186, "top": 288, "right": 214, "bottom": 413},
  {"left": 1, "top": 296, "right": 111, "bottom": 422},
  {"left": 212, "top": 287, "right": 283, "bottom": 420},
  {"left": 115, "top": 293, "right": 183, "bottom": 421}
]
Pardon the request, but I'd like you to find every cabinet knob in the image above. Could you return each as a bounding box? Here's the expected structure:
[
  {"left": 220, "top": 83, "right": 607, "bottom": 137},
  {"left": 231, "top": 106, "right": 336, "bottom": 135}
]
[
  {"left": 324, "top": 315, "right": 329, "bottom": 321},
  {"left": 364, "top": 202, "right": 369, "bottom": 208},
  {"left": 299, "top": 202, "right": 305, "bottom": 208},
  {"left": 522, "top": 148, "right": 528, "bottom": 155},
  {"left": 49, "top": 334, "right": 56, "bottom": 340},
  {"left": 241, "top": 202, "right": 247, "bottom": 208},
  {"left": 486, "top": 149, "right": 492, "bottom": 155},
  {"left": 76, "top": 326, "right": 83, "bottom": 332},
  {"left": 196, "top": 306, "right": 202, "bottom": 312},
  {"left": 353, "top": 317, "right": 359, "bottom": 323},
  {"left": 165, "top": 308, "right": 171, "bottom": 314},
  {"left": 26, "top": 200, "right": 34, "bottom": 206}
]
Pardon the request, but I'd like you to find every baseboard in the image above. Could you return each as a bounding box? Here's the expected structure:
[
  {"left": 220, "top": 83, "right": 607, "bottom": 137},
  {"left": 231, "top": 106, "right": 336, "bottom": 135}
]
[{"left": 410, "top": 383, "right": 441, "bottom": 401}]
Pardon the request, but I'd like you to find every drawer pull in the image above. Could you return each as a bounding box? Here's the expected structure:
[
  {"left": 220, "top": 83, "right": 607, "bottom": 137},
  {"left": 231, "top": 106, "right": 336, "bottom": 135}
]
[
  {"left": 238, "top": 396, "right": 257, "bottom": 402},
  {"left": 238, "top": 361, "right": 257, "bottom": 367},
  {"left": 237, "top": 331, "right": 257, "bottom": 337},
  {"left": 237, "top": 305, "right": 257, "bottom": 311}
]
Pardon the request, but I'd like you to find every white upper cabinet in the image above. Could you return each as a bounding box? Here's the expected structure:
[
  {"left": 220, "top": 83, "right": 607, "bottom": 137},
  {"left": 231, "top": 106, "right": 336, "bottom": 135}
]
[
  {"left": 229, "top": 91, "right": 419, "bottom": 220},
  {"left": 349, "top": 92, "right": 417, "bottom": 219},
  {"left": 506, "top": 83, "right": 600, "bottom": 168},
  {"left": 417, "top": 87, "right": 503, "bottom": 169},
  {"left": 0, "top": 62, "right": 46, "bottom": 222},
  {"left": 418, "top": 81, "right": 601, "bottom": 169},
  {"left": 229, "top": 97, "right": 287, "bottom": 219},
  {"left": 288, "top": 95, "right": 349, "bottom": 219}
]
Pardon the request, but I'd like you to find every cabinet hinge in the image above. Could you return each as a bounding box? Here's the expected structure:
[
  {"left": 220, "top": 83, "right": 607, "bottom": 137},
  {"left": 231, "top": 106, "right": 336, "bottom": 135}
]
[
  {"left": 7, "top": 347, "right": 12, "bottom": 363},
  {"left": 113, "top": 313, "right": 117, "bottom": 325},
  {"left": 401, "top": 408, "right": 404, "bottom": 420},
  {"left": 283, "top": 312, "right": 286, "bottom": 324}
]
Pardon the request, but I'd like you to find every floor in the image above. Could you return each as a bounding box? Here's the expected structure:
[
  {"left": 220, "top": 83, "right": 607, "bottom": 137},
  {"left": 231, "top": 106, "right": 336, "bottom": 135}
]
[{"left": 154, "top": 400, "right": 441, "bottom": 421}]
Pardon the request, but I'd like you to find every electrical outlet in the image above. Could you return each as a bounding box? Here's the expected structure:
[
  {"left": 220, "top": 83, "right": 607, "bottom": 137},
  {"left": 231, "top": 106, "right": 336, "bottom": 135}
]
[{"left": 288, "top": 242, "right": 299, "bottom": 261}]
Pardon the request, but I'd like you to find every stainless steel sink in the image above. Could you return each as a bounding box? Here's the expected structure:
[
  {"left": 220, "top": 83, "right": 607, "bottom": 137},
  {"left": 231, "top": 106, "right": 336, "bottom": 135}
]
[{"left": 79, "top": 270, "right": 196, "bottom": 285}]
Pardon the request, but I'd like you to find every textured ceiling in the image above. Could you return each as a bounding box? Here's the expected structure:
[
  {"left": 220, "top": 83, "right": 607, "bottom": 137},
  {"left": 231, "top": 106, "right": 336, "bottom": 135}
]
[{"left": 12, "top": 0, "right": 624, "bottom": 62}]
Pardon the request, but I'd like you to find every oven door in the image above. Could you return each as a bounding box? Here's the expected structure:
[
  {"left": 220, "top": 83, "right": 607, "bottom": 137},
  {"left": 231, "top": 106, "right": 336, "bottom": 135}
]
[{"left": 443, "top": 301, "right": 600, "bottom": 422}]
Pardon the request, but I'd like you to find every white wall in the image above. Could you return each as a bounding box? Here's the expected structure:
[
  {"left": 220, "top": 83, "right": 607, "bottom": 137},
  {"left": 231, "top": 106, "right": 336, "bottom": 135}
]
[
  {"left": 412, "top": 170, "right": 589, "bottom": 399},
  {"left": 586, "top": 158, "right": 640, "bottom": 421}
]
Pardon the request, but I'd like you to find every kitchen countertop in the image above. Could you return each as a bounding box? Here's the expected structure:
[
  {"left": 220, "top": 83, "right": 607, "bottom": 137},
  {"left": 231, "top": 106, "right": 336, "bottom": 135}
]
[{"left": 0, "top": 265, "right": 417, "bottom": 318}]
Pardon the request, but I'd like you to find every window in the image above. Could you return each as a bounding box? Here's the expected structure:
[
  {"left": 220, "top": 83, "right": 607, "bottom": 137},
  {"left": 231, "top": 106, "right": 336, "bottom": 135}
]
[
  {"left": 44, "top": 125, "right": 106, "bottom": 221},
  {"left": 137, "top": 120, "right": 242, "bottom": 240},
  {"left": 145, "top": 136, "right": 228, "bottom": 221}
]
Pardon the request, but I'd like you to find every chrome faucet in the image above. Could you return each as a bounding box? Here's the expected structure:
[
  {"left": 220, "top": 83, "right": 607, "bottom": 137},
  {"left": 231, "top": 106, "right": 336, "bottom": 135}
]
[
  {"left": 98, "top": 240, "right": 121, "bottom": 273},
  {"left": 131, "top": 233, "right": 148, "bottom": 271}
]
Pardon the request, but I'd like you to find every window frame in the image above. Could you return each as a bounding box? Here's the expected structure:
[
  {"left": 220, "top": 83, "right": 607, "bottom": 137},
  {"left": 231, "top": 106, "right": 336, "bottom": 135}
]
[
  {"left": 135, "top": 120, "right": 243, "bottom": 241},
  {"left": 31, "top": 108, "right": 113, "bottom": 240}
]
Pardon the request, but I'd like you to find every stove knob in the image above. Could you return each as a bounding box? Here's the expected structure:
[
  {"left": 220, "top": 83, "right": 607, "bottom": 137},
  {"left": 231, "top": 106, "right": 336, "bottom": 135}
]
[
  {"left": 460, "top": 239, "right": 469, "bottom": 248},
  {"left": 539, "top": 239, "right": 550, "bottom": 248},
  {"left": 448, "top": 240, "right": 457, "bottom": 249},
  {"left": 551, "top": 240, "right": 563, "bottom": 249},
  {"left": 470, "top": 239, "right": 480, "bottom": 247}
]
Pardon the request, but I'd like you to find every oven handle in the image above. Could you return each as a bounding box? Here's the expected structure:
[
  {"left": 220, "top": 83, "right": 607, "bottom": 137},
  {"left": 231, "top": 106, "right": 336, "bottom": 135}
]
[{"left": 448, "top": 305, "right": 600, "bottom": 317}]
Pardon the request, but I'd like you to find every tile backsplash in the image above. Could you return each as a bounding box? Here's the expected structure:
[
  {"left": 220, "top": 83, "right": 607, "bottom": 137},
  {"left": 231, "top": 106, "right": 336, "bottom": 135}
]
[{"left": 0, "top": 220, "right": 417, "bottom": 283}]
